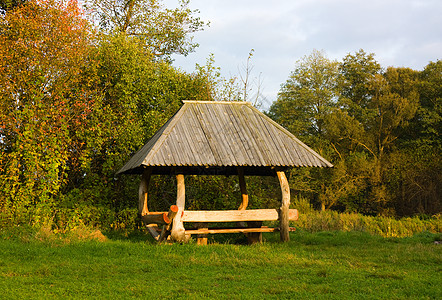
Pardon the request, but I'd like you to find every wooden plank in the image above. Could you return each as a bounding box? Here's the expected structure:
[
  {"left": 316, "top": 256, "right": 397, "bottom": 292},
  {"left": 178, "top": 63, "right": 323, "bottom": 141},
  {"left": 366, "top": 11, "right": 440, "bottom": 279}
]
[
  {"left": 218, "top": 104, "right": 247, "bottom": 165},
  {"left": 191, "top": 104, "right": 224, "bottom": 164},
  {"left": 225, "top": 105, "right": 254, "bottom": 164},
  {"left": 241, "top": 105, "right": 274, "bottom": 165},
  {"left": 182, "top": 209, "right": 298, "bottom": 223},
  {"left": 185, "top": 227, "right": 297, "bottom": 235},
  {"left": 234, "top": 105, "right": 267, "bottom": 165},
  {"left": 201, "top": 103, "right": 238, "bottom": 165}
]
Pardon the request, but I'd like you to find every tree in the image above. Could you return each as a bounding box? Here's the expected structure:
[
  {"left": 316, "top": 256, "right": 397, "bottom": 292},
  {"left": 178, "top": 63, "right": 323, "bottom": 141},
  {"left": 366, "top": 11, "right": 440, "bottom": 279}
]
[
  {"left": 0, "top": 0, "right": 26, "bottom": 13},
  {"left": 268, "top": 50, "right": 339, "bottom": 210},
  {"left": 86, "top": 0, "right": 207, "bottom": 59},
  {"left": 0, "top": 0, "right": 94, "bottom": 225},
  {"left": 268, "top": 49, "right": 339, "bottom": 146},
  {"left": 327, "top": 56, "right": 419, "bottom": 214},
  {"left": 387, "top": 61, "right": 442, "bottom": 216}
]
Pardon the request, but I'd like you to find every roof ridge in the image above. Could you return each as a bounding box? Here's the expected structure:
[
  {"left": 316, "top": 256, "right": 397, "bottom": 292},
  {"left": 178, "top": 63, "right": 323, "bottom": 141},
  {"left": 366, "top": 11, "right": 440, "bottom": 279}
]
[{"left": 182, "top": 100, "right": 251, "bottom": 105}]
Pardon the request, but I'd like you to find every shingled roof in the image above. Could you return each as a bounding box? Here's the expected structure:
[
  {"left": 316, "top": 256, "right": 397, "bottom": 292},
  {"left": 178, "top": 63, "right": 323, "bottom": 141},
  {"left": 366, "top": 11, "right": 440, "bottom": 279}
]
[{"left": 117, "top": 101, "right": 333, "bottom": 176}]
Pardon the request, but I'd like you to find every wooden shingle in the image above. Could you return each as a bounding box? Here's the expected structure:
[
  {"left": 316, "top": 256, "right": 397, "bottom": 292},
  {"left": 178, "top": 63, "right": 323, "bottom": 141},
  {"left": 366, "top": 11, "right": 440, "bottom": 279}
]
[{"left": 117, "top": 101, "right": 333, "bottom": 175}]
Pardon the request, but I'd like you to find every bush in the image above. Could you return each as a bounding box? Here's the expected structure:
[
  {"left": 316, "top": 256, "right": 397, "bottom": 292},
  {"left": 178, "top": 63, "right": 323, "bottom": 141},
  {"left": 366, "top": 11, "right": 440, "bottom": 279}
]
[{"left": 295, "top": 210, "right": 441, "bottom": 237}]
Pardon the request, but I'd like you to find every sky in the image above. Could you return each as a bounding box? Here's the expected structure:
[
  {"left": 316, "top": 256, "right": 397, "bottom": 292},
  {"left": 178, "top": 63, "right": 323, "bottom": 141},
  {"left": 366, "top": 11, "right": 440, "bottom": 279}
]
[{"left": 168, "top": 0, "right": 442, "bottom": 110}]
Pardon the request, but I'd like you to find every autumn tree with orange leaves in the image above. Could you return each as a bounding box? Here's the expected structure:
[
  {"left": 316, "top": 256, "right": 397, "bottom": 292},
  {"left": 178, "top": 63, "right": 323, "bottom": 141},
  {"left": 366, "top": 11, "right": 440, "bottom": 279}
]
[{"left": 0, "top": 0, "right": 95, "bottom": 224}]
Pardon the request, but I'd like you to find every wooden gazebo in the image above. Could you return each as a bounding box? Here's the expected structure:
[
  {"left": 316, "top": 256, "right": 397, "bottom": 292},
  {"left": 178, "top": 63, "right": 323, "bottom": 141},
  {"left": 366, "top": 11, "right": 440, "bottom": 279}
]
[{"left": 117, "top": 101, "right": 333, "bottom": 243}]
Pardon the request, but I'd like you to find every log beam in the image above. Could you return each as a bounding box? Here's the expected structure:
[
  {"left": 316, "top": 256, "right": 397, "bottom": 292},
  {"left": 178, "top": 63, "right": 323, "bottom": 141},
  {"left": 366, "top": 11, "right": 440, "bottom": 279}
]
[
  {"left": 185, "top": 227, "right": 297, "bottom": 235},
  {"left": 182, "top": 209, "right": 298, "bottom": 223},
  {"left": 277, "top": 170, "right": 290, "bottom": 242},
  {"left": 158, "top": 205, "right": 179, "bottom": 242},
  {"left": 141, "top": 205, "right": 179, "bottom": 225}
]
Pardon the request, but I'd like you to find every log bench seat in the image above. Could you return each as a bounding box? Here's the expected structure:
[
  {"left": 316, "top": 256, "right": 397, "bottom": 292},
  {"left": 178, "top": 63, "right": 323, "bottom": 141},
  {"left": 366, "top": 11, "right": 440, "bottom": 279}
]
[
  {"left": 183, "top": 208, "right": 298, "bottom": 244},
  {"left": 142, "top": 207, "right": 298, "bottom": 244}
]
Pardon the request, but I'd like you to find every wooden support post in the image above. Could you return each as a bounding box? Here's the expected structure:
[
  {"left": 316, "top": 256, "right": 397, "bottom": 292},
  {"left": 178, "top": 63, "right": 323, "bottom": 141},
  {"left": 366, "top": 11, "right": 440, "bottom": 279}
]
[
  {"left": 139, "top": 168, "right": 161, "bottom": 240},
  {"left": 170, "top": 174, "right": 189, "bottom": 242},
  {"left": 138, "top": 168, "right": 152, "bottom": 216},
  {"left": 237, "top": 167, "right": 248, "bottom": 210},
  {"left": 277, "top": 170, "right": 290, "bottom": 242},
  {"left": 238, "top": 167, "right": 261, "bottom": 243},
  {"left": 196, "top": 223, "right": 208, "bottom": 245},
  {"left": 247, "top": 221, "right": 263, "bottom": 244}
]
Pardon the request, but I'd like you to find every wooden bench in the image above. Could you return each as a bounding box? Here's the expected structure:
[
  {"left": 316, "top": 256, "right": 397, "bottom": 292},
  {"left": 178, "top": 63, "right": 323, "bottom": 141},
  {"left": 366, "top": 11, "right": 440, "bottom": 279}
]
[
  {"left": 142, "top": 206, "right": 298, "bottom": 244},
  {"left": 139, "top": 169, "right": 295, "bottom": 244}
]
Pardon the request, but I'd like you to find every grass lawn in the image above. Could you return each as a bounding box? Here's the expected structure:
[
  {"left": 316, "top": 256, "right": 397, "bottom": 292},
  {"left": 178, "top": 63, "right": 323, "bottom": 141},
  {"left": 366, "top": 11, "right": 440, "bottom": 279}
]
[{"left": 0, "top": 230, "right": 441, "bottom": 299}]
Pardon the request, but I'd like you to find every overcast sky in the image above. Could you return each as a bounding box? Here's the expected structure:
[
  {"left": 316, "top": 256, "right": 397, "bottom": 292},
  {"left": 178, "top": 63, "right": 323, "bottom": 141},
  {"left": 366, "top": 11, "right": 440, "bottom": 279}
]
[{"left": 168, "top": 0, "right": 442, "bottom": 110}]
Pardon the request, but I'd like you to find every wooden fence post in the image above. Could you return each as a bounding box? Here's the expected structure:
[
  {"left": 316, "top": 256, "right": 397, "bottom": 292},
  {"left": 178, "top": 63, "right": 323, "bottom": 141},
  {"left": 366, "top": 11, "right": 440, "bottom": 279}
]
[
  {"left": 277, "top": 170, "right": 290, "bottom": 242},
  {"left": 171, "top": 173, "right": 188, "bottom": 242}
]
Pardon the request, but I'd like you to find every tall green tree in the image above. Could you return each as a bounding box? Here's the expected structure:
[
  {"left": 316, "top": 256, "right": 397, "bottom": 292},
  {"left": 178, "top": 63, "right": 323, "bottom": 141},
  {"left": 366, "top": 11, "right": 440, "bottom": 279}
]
[
  {"left": 269, "top": 49, "right": 339, "bottom": 146},
  {"left": 268, "top": 50, "right": 339, "bottom": 210},
  {"left": 269, "top": 50, "right": 429, "bottom": 216},
  {"left": 86, "top": 0, "right": 207, "bottom": 59},
  {"left": 387, "top": 61, "right": 442, "bottom": 216}
]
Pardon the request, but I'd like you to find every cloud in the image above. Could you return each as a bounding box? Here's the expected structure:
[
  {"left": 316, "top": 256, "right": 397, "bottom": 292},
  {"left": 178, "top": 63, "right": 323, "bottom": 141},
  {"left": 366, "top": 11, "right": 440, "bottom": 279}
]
[{"left": 170, "top": 0, "right": 442, "bottom": 108}]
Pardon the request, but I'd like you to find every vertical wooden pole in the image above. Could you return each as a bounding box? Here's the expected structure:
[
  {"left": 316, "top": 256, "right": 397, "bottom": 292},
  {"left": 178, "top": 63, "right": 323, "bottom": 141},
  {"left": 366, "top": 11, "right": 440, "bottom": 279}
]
[
  {"left": 139, "top": 168, "right": 160, "bottom": 240},
  {"left": 277, "top": 170, "right": 290, "bottom": 242},
  {"left": 171, "top": 174, "right": 188, "bottom": 242},
  {"left": 138, "top": 168, "right": 152, "bottom": 216},
  {"left": 237, "top": 167, "right": 249, "bottom": 210},
  {"left": 196, "top": 223, "right": 208, "bottom": 245},
  {"left": 238, "top": 167, "right": 261, "bottom": 244}
]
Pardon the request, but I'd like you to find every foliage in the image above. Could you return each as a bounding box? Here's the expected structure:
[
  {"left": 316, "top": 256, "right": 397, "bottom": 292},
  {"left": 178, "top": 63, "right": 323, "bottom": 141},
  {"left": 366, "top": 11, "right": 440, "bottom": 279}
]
[
  {"left": 0, "top": 0, "right": 27, "bottom": 12},
  {"left": 296, "top": 210, "right": 441, "bottom": 238},
  {"left": 86, "top": 0, "right": 207, "bottom": 59},
  {"left": 269, "top": 49, "right": 441, "bottom": 216},
  {"left": 0, "top": 0, "right": 211, "bottom": 231},
  {"left": 0, "top": 0, "right": 94, "bottom": 225},
  {"left": 268, "top": 49, "right": 339, "bottom": 145},
  {"left": 0, "top": 0, "right": 439, "bottom": 234}
]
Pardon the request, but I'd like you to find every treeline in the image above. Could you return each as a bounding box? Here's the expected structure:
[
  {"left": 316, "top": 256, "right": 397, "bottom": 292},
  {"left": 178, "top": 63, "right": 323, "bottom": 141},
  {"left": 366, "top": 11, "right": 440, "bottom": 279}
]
[
  {"left": 0, "top": 1, "right": 440, "bottom": 232},
  {"left": 0, "top": 0, "right": 215, "bottom": 229},
  {"left": 269, "top": 50, "right": 441, "bottom": 217}
]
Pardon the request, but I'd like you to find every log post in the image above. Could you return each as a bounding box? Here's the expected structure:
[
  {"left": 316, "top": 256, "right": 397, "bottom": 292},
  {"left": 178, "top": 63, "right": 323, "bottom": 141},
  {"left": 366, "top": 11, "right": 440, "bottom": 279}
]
[
  {"left": 170, "top": 174, "right": 189, "bottom": 242},
  {"left": 139, "top": 168, "right": 161, "bottom": 240},
  {"left": 138, "top": 168, "right": 152, "bottom": 216},
  {"left": 277, "top": 170, "right": 290, "bottom": 242},
  {"left": 237, "top": 167, "right": 248, "bottom": 210},
  {"left": 238, "top": 167, "right": 261, "bottom": 243},
  {"left": 196, "top": 223, "right": 208, "bottom": 245}
]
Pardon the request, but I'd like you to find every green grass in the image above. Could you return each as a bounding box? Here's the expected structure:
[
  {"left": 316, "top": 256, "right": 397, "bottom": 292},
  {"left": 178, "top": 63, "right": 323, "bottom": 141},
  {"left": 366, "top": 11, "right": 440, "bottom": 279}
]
[{"left": 1, "top": 230, "right": 441, "bottom": 299}]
